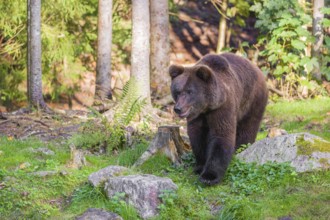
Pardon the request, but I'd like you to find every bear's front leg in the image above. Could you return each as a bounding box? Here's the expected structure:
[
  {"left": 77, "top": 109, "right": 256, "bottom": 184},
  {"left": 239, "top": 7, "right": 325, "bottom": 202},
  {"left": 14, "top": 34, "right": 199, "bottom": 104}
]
[
  {"left": 200, "top": 112, "right": 236, "bottom": 185},
  {"left": 199, "top": 137, "right": 235, "bottom": 185},
  {"left": 187, "top": 116, "right": 208, "bottom": 174}
]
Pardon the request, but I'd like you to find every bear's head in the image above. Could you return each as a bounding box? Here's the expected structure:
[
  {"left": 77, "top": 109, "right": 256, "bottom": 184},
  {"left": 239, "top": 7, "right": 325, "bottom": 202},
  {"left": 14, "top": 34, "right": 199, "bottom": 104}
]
[{"left": 169, "top": 64, "right": 220, "bottom": 121}]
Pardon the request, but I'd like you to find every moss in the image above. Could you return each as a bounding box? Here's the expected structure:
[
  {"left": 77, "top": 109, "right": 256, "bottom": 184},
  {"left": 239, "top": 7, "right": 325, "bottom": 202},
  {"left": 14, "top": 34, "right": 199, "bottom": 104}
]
[
  {"left": 318, "top": 158, "right": 330, "bottom": 168},
  {"left": 296, "top": 135, "right": 330, "bottom": 156}
]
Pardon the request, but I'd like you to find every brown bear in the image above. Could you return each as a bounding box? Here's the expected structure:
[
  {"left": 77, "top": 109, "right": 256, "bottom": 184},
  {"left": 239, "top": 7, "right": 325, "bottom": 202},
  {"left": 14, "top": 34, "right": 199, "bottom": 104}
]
[{"left": 169, "top": 53, "right": 268, "bottom": 185}]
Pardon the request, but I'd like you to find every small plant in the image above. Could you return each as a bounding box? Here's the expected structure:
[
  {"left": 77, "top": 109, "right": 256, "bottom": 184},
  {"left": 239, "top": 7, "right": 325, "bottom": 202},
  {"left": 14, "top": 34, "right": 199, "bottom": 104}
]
[
  {"left": 225, "top": 158, "right": 296, "bottom": 196},
  {"left": 180, "top": 152, "right": 196, "bottom": 167},
  {"left": 108, "top": 77, "right": 146, "bottom": 150},
  {"left": 158, "top": 190, "right": 178, "bottom": 212},
  {"left": 108, "top": 192, "right": 139, "bottom": 219}
]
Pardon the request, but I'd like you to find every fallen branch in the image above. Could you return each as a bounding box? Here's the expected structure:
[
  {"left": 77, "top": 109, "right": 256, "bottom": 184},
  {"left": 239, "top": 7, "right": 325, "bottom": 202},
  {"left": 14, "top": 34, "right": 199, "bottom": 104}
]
[{"left": 267, "top": 85, "right": 284, "bottom": 97}]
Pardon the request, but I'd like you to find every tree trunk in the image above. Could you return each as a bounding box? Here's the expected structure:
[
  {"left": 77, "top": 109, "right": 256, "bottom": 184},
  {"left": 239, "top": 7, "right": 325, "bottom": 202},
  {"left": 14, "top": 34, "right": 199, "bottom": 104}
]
[
  {"left": 27, "top": 0, "right": 47, "bottom": 109},
  {"left": 133, "top": 125, "right": 191, "bottom": 166},
  {"left": 312, "top": 0, "right": 324, "bottom": 81},
  {"left": 131, "top": 0, "right": 151, "bottom": 104},
  {"left": 216, "top": 0, "right": 228, "bottom": 53},
  {"left": 150, "top": 0, "right": 171, "bottom": 100},
  {"left": 95, "top": 0, "right": 113, "bottom": 101}
]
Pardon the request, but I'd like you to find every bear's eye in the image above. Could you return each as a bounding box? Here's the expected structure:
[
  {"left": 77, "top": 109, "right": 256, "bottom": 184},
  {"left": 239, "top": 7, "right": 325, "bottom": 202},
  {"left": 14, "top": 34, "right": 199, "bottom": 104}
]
[
  {"left": 186, "top": 90, "right": 193, "bottom": 95},
  {"left": 174, "top": 91, "right": 180, "bottom": 98}
]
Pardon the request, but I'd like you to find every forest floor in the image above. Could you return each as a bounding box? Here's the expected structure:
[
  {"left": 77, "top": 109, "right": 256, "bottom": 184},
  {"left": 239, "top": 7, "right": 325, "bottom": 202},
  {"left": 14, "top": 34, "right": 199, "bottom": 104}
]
[{"left": 0, "top": 98, "right": 329, "bottom": 219}]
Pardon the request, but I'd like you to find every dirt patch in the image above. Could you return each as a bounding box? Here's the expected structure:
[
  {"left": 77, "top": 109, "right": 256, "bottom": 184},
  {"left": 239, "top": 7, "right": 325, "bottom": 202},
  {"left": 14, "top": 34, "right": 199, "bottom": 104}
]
[{"left": 0, "top": 110, "right": 90, "bottom": 141}]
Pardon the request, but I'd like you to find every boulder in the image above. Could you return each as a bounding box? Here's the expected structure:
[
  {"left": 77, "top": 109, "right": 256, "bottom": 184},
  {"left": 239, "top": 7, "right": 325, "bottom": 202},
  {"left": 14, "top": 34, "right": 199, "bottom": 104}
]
[
  {"left": 104, "top": 174, "right": 178, "bottom": 219},
  {"left": 237, "top": 133, "right": 330, "bottom": 172},
  {"left": 88, "top": 165, "right": 129, "bottom": 187},
  {"left": 76, "top": 208, "right": 122, "bottom": 220}
]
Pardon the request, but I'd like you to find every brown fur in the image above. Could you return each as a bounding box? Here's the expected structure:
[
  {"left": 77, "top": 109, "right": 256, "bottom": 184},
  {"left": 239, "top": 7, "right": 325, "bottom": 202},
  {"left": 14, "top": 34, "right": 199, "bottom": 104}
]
[{"left": 169, "top": 53, "right": 268, "bottom": 185}]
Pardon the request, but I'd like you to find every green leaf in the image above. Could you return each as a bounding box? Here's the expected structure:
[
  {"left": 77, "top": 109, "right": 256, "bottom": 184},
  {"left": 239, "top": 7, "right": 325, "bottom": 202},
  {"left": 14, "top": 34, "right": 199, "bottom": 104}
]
[
  {"left": 291, "top": 40, "right": 305, "bottom": 50},
  {"left": 325, "top": 37, "right": 330, "bottom": 47},
  {"left": 295, "top": 27, "right": 311, "bottom": 37},
  {"left": 279, "top": 31, "right": 297, "bottom": 38},
  {"left": 322, "top": 18, "right": 330, "bottom": 28},
  {"left": 320, "top": 7, "right": 330, "bottom": 15},
  {"left": 305, "top": 57, "right": 319, "bottom": 73},
  {"left": 273, "top": 66, "right": 286, "bottom": 76}
]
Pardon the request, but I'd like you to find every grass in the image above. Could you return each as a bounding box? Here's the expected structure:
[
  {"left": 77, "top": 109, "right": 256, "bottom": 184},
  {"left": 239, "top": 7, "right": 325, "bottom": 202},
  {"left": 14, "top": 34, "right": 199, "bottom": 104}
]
[
  {"left": 265, "top": 97, "right": 330, "bottom": 140},
  {"left": 0, "top": 98, "right": 329, "bottom": 219}
]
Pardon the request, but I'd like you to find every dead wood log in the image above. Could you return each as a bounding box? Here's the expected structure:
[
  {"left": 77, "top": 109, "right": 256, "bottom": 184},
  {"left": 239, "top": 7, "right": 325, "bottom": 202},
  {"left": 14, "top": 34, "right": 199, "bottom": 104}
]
[{"left": 133, "top": 125, "right": 191, "bottom": 167}]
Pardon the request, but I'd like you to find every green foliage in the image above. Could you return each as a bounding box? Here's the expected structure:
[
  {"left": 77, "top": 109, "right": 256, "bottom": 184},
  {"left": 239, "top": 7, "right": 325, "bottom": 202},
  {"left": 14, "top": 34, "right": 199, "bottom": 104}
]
[
  {"left": 70, "top": 79, "right": 146, "bottom": 153},
  {"left": 266, "top": 97, "right": 330, "bottom": 140},
  {"left": 320, "top": 7, "right": 330, "bottom": 81},
  {"left": 117, "top": 141, "right": 148, "bottom": 167},
  {"left": 210, "top": 0, "right": 250, "bottom": 27},
  {"left": 1, "top": 99, "right": 330, "bottom": 219},
  {"left": 109, "top": 192, "right": 140, "bottom": 219},
  {"left": 109, "top": 78, "right": 147, "bottom": 150},
  {"left": 0, "top": 0, "right": 132, "bottom": 107},
  {"left": 157, "top": 189, "right": 178, "bottom": 215},
  {"left": 251, "top": 0, "right": 316, "bottom": 78},
  {"left": 225, "top": 159, "right": 296, "bottom": 196}
]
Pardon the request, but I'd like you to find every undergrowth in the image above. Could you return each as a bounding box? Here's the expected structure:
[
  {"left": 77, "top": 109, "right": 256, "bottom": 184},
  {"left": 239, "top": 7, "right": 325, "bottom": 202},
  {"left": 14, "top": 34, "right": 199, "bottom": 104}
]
[{"left": 0, "top": 98, "right": 329, "bottom": 219}]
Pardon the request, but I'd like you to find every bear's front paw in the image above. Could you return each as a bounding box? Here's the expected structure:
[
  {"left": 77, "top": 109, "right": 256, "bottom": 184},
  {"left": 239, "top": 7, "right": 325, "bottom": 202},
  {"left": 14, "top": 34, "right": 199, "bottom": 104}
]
[{"left": 200, "top": 171, "right": 221, "bottom": 186}]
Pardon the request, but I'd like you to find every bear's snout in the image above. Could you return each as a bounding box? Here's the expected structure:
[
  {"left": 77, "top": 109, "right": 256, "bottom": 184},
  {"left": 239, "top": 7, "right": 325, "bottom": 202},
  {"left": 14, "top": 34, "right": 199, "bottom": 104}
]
[{"left": 174, "top": 105, "right": 182, "bottom": 115}]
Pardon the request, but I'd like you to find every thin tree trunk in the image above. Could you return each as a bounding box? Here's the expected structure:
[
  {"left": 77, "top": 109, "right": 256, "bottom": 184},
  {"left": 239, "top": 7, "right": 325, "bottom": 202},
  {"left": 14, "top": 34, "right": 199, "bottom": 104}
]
[
  {"left": 312, "top": 0, "right": 324, "bottom": 81},
  {"left": 27, "top": 0, "right": 47, "bottom": 109},
  {"left": 95, "top": 0, "right": 113, "bottom": 101},
  {"left": 150, "top": 0, "right": 170, "bottom": 100},
  {"left": 216, "top": 0, "right": 228, "bottom": 53},
  {"left": 131, "top": 0, "right": 151, "bottom": 104}
]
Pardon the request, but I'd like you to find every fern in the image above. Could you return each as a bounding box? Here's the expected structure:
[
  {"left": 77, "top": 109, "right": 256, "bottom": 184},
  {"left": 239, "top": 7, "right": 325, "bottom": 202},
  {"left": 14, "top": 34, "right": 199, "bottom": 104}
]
[
  {"left": 113, "top": 77, "right": 146, "bottom": 126},
  {"left": 109, "top": 77, "right": 146, "bottom": 150}
]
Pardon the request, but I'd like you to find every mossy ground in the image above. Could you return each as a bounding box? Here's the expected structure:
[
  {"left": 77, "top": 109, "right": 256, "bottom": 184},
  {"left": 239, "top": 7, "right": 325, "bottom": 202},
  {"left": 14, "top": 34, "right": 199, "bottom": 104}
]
[{"left": 0, "top": 98, "right": 330, "bottom": 219}]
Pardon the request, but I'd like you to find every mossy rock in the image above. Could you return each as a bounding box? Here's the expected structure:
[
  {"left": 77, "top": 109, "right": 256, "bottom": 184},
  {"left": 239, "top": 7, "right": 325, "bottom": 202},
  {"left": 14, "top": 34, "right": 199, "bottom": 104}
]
[
  {"left": 296, "top": 136, "right": 330, "bottom": 156},
  {"left": 237, "top": 133, "right": 330, "bottom": 172}
]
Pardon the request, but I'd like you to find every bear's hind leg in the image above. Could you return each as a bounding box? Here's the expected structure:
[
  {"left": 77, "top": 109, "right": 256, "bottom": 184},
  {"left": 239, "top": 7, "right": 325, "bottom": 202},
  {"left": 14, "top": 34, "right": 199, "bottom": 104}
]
[{"left": 236, "top": 101, "right": 267, "bottom": 149}]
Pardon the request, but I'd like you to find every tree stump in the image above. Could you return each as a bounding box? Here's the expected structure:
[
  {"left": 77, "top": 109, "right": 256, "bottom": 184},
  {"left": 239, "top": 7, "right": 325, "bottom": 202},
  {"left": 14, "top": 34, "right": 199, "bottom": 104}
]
[{"left": 133, "top": 125, "right": 191, "bottom": 166}]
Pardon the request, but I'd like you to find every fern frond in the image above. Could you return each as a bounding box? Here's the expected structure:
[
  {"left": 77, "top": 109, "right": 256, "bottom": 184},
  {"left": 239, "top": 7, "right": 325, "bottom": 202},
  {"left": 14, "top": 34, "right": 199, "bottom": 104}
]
[{"left": 113, "top": 77, "right": 146, "bottom": 126}]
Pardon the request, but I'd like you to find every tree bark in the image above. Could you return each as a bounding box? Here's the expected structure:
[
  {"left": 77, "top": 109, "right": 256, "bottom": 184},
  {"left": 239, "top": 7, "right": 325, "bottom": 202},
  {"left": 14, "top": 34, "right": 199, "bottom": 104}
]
[
  {"left": 131, "top": 0, "right": 151, "bottom": 104},
  {"left": 312, "top": 0, "right": 324, "bottom": 81},
  {"left": 27, "top": 0, "right": 47, "bottom": 109},
  {"left": 95, "top": 0, "right": 113, "bottom": 101},
  {"left": 216, "top": 0, "right": 228, "bottom": 53},
  {"left": 150, "top": 0, "right": 171, "bottom": 100}
]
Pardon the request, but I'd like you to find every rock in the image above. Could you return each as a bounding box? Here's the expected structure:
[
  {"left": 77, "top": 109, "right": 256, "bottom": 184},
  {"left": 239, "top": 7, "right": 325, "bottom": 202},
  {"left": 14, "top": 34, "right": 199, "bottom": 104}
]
[
  {"left": 76, "top": 208, "right": 123, "bottom": 220},
  {"left": 104, "top": 174, "right": 178, "bottom": 219},
  {"left": 237, "top": 133, "right": 330, "bottom": 172},
  {"left": 31, "top": 171, "right": 57, "bottom": 177},
  {"left": 32, "top": 147, "right": 55, "bottom": 156},
  {"left": 88, "top": 165, "right": 129, "bottom": 187}
]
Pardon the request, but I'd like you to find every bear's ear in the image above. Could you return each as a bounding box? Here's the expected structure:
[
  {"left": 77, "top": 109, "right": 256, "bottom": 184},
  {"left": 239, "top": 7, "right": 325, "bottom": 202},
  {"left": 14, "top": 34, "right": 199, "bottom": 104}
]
[
  {"left": 169, "top": 65, "right": 184, "bottom": 80},
  {"left": 196, "top": 65, "right": 212, "bottom": 82},
  {"left": 200, "top": 54, "right": 229, "bottom": 72}
]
